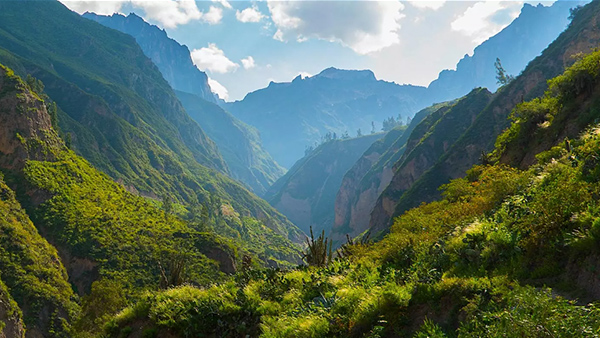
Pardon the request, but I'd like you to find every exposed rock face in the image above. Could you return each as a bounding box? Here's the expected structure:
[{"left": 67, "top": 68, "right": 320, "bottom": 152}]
[
  {"left": 368, "top": 89, "right": 493, "bottom": 237},
  {"left": 330, "top": 102, "right": 453, "bottom": 245},
  {"left": 0, "top": 66, "right": 63, "bottom": 169},
  {"left": 367, "top": 0, "right": 600, "bottom": 236},
  {"left": 265, "top": 134, "right": 383, "bottom": 234},
  {"left": 83, "top": 12, "right": 216, "bottom": 103},
  {"left": 0, "top": 281, "right": 24, "bottom": 338}
]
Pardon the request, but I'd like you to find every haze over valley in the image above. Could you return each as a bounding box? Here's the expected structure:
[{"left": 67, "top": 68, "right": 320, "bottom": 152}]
[{"left": 3, "top": 0, "right": 600, "bottom": 337}]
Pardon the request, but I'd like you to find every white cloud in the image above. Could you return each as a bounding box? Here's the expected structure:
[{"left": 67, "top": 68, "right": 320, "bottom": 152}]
[
  {"left": 299, "top": 72, "right": 311, "bottom": 79},
  {"left": 409, "top": 1, "right": 446, "bottom": 11},
  {"left": 61, "top": 0, "right": 222, "bottom": 28},
  {"left": 208, "top": 78, "right": 229, "bottom": 101},
  {"left": 60, "top": 0, "right": 126, "bottom": 15},
  {"left": 212, "top": 0, "right": 232, "bottom": 9},
  {"left": 267, "top": 1, "right": 405, "bottom": 55},
  {"left": 191, "top": 43, "right": 240, "bottom": 74},
  {"left": 203, "top": 6, "right": 223, "bottom": 25},
  {"left": 241, "top": 56, "right": 256, "bottom": 69},
  {"left": 236, "top": 6, "right": 265, "bottom": 23},
  {"left": 451, "top": 1, "right": 523, "bottom": 43}
]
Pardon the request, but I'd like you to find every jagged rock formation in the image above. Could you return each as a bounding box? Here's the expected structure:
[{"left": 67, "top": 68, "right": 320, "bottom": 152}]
[
  {"left": 427, "top": 0, "right": 583, "bottom": 103},
  {"left": 0, "top": 65, "right": 76, "bottom": 338},
  {"left": 265, "top": 133, "right": 383, "bottom": 234},
  {"left": 83, "top": 12, "right": 216, "bottom": 103},
  {"left": 330, "top": 102, "right": 452, "bottom": 244}
]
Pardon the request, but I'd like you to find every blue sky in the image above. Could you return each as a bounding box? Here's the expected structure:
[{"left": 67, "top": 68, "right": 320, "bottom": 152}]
[{"left": 61, "top": 0, "right": 558, "bottom": 101}]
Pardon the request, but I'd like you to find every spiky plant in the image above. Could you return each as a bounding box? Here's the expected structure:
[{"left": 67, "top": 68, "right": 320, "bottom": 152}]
[
  {"left": 336, "top": 232, "right": 371, "bottom": 259},
  {"left": 302, "top": 226, "right": 332, "bottom": 267}
]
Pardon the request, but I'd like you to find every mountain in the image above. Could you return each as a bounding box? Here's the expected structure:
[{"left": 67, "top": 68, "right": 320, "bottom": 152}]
[
  {"left": 330, "top": 101, "right": 453, "bottom": 245},
  {"left": 105, "top": 31, "right": 600, "bottom": 338},
  {"left": 368, "top": 0, "right": 600, "bottom": 236},
  {"left": 227, "top": 68, "right": 430, "bottom": 168},
  {"left": 265, "top": 133, "right": 384, "bottom": 234},
  {"left": 83, "top": 12, "right": 216, "bottom": 103},
  {"left": 83, "top": 13, "right": 285, "bottom": 195},
  {"left": 427, "top": 0, "right": 583, "bottom": 103},
  {"left": 0, "top": 0, "right": 302, "bottom": 247},
  {"left": 0, "top": 63, "right": 254, "bottom": 335},
  {"left": 0, "top": 67, "right": 77, "bottom": 337},
  {"left": 175, "top": 91, "right": 285, "bottom": 195}
]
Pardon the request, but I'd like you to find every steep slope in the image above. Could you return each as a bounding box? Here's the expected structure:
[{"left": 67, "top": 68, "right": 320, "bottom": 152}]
[
  {"left": 369, "top": 89, "right": 493, "bottom": 235},
  {"left": 265, "top": 133, "right": 383, "bottom": 234},
  {"left": 105, "top": 46, "right": 600, "bottom": 338},
  {"left": 331, "top": 101, "right": 452, "bottom": 244},
  {"left": 427, "top": 0, "right": 582, "bottom": 103},
  {"left": 82, "top": 12, "right": 217, "bottom": 103},
  {"left": 369, "top": 0, "right": 600, "bottom": 235},
  {"left": 175, "top": 91, "right": 284, "bottom": 196},
  {"left": 0, "top": 0, "right": 302, "bottom": 244},
  {"left": 82, "top": 13, "right": 285, "bottom": 195},
  {"left": 227, "top": 68, "right": 429, "bottom": 168},
  {"left": 0, "top": 63, "right": 302, "bottom": 336},
  {"left": 0, "top": 65, "right": 78, "bottom": 337},
  {"left": 0, "top": 279, "right": 25, "bottom": 338}
]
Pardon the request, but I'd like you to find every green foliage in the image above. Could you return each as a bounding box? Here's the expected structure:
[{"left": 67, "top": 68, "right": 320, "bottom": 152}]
[
  {"left": 459, "top": 286, "right": 600, "bottom": 337},
  {"left": 0, "top": 174, "right": 77, "bottom": 337},
  {"left": 303, "top": 227, "right": 333, "bottom": 267},
  {"left": 494, "top": 57, "right": 515, "bottom": 86},
  {"left": 109, "top": 113, "right": 600, "bottom": 337},
  {"left": 0, "top": 1, "right": 303, "bottom": 260}
]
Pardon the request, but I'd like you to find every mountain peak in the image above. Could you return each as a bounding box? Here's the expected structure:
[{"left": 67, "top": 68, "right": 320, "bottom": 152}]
[{"left": 315, "top": 67, "right": 376, "bottom": 81}]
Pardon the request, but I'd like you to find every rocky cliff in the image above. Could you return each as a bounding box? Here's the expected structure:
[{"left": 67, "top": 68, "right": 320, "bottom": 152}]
[
  {"left": 330, "top": 102, "right": 452, "bottom": 245},
  {"left": 368, "top": 89, "right": 493, "bottom": 236},
  {"left": 265, "top": 133, "right": 383, "bottom": 234}
]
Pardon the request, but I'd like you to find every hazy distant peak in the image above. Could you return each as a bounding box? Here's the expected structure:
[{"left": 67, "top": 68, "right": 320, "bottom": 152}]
[{"left": 315, "top": 67, "right": 376, "bottom": 82}]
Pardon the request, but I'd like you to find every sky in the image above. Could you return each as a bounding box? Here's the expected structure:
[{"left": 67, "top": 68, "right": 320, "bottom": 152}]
[{"left": 60, "top": 0, "right": 559, "bottom": 101}]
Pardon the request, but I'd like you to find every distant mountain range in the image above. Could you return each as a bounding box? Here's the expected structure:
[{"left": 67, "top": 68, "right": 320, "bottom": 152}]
[
  {"left": 427, "top": 0, "right": 584, "bottom": 103},
  {"left": 225, "top": 1, "right": 581, "bottom": 171},
  {"left": 227, "top": 68, "right": 430, "bottom": 168}
]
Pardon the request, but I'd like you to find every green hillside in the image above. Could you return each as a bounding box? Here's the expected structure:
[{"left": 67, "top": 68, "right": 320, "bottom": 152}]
[
  {"left": 81, "top": 12, "right": 285, "bottom": 196},
  {"left": 104, "top": 40, "right": 600, "bottom": 338},
  {"left": 370, "top": 0, "right": 600, "bottom": 233},
  {"left": 0, "top": 62, "right": 303, "bottom": 336},
  {"left": 0, "top": 0, "right": 302, "bottom": 246},
  {"left": 0, "top": 171, "right": 77, "bottom": 337},
  {"left": 369, "top": 89, "right": 493, "bottom": 237}
]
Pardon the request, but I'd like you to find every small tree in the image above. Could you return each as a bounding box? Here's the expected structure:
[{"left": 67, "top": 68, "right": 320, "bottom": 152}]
[
  {"left": 495, "top": 58, "right": 514, "bottom": 86},
  {"left": 371, "top": 121, "right": 376, "bottom": 134},
  {"left": 162, "top": 195, "right": 173, "bottom": 215},
  {"left": 357, "top": 128, "right": 363, "bottom": 137},
  {"left": 302, "top": 226, "right": 332, "bottom": 267}
]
